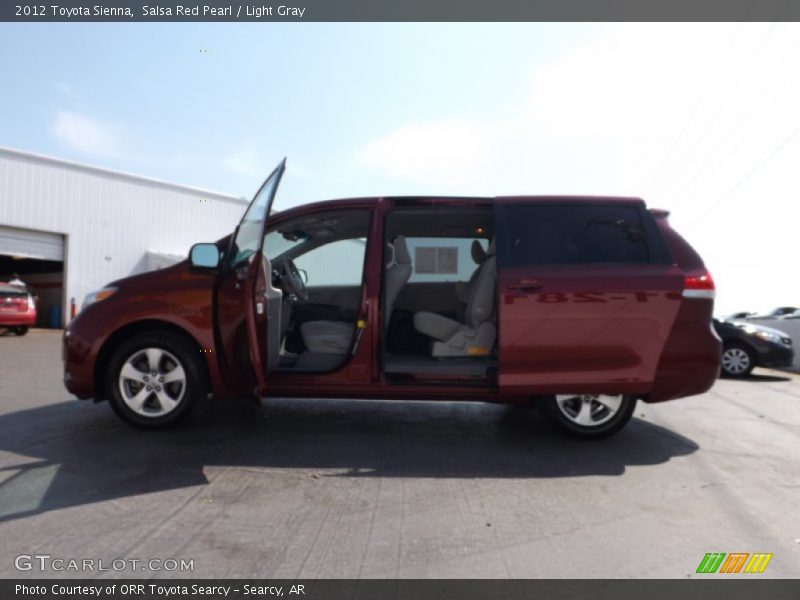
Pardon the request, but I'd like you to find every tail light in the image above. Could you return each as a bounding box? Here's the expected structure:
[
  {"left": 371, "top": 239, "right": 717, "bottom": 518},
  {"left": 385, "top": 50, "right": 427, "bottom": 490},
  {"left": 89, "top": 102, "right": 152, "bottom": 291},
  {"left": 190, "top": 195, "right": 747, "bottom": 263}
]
[
  {"left": 682, "top": 270, "right": 715, "bottom": 299},
  {"left": 27, "top": 294, "right": 35, "bottom": 310}
]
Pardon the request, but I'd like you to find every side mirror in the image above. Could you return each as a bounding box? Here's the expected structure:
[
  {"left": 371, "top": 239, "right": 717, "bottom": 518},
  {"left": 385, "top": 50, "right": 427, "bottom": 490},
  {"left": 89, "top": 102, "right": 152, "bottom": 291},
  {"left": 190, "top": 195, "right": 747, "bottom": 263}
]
[{"left": 189, "top": 243, "right": 220, "bottom": 269}]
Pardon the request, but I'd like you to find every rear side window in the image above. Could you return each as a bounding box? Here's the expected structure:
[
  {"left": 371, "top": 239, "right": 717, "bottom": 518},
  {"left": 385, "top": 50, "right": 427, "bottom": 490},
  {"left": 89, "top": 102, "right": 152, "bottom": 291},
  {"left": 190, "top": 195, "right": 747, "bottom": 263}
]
[
  {"left": 0, "top": 285, "right": 27, "bottom": 297},
  {"left": 499, "top": 204, "right": 650, "bottom": 266},
  {"left": 404, "top": 237, "right": 488, "bottom": 283}
]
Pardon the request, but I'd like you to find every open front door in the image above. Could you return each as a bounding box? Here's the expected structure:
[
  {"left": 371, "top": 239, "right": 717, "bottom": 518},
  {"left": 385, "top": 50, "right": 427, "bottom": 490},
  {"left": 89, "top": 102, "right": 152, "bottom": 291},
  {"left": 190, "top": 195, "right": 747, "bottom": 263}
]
[{"left": 214, "top": 159, "right": 286, "bottom": 399}]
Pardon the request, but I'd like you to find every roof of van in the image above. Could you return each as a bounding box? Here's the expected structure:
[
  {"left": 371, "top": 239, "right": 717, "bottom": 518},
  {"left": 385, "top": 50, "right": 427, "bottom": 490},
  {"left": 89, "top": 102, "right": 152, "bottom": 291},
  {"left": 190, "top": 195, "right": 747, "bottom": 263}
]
[{"left": 272, "top": 195, "right": 645, "bottom": 215}]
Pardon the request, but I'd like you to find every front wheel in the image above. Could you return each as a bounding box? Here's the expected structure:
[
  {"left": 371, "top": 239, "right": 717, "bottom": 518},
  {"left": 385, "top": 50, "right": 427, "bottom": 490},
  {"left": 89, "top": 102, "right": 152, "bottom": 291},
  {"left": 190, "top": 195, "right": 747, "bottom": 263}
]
[
  {"left": 106, "top": 332, "right": 206, "bottom": 429},
  {"left": 540, "top": 394, "right": 637, "bottom": 439}
]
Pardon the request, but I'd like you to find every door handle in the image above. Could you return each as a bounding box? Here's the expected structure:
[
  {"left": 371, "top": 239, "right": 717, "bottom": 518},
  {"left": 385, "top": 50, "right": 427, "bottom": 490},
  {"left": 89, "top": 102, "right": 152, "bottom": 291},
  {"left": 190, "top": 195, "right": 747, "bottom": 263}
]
[{"left": 506, "top": 278, "right": 543, "bottom": 292}]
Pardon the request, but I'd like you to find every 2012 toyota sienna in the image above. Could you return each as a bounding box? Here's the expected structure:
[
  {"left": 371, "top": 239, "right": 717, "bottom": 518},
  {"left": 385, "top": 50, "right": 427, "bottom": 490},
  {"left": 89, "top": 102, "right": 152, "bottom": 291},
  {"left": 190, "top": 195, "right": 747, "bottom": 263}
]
[{"left": 63, "top": 160, "right": 721, "bottom": 438}]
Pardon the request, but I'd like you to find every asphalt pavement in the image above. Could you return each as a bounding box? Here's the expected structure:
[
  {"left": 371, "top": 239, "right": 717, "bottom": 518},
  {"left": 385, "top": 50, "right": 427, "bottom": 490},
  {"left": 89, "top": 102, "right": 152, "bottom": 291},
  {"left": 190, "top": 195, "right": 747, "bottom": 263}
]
[{"left": 0, "top": 329, "right": 798, "bottom": 578}]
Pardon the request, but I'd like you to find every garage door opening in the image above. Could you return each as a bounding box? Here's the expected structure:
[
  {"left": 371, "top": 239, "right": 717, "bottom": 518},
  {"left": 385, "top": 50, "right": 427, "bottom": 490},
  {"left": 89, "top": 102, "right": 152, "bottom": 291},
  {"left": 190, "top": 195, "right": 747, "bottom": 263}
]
[{"left": 0, "top": 225, "right": 66, "bottom": 329}]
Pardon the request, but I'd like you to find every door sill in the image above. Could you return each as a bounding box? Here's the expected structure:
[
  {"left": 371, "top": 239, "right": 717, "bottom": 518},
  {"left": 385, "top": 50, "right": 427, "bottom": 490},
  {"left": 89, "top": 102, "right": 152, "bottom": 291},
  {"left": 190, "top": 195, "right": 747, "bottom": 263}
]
[{"left": 383, "top": 355, "right": 497, "bottom": 386}]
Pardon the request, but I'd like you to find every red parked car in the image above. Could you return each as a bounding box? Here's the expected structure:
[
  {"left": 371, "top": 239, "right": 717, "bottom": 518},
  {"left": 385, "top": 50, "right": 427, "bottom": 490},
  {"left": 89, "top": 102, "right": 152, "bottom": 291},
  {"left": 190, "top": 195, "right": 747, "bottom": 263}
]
[
  {"left": 0, "top": 282, "right": 37, "bottom": 335},
  {"left": 63, "top": 161, "right": 721, "bottom": 438}
]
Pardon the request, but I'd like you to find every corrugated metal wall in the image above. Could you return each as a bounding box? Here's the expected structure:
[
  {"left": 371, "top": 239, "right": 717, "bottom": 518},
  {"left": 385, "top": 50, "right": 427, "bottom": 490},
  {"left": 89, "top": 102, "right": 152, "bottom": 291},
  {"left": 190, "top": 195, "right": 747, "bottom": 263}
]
[{"left": 0, "top": 147, "right": 249, "bottom": 325}]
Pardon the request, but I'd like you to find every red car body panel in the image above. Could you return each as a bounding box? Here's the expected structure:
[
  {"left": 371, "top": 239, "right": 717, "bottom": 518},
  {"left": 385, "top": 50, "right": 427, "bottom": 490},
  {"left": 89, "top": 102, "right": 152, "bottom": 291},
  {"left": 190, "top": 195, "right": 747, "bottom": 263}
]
[
  {"left": 647, "top": 209, "right": 721, "bottom": 402},
  {"left": 0, "top": 284, "right": 37, "bottom": 327},
  {"left": 0, "top": 307, "right": 37, "bottom": 327},
  {"left": 63, "top": 265, "right": 225, "bottom": 400},
  {"left": 63, "top": 195, "right": 720, "bottom": 407},
  {"left": 497, "top": 263, "right": 685, "bottom": 395}
]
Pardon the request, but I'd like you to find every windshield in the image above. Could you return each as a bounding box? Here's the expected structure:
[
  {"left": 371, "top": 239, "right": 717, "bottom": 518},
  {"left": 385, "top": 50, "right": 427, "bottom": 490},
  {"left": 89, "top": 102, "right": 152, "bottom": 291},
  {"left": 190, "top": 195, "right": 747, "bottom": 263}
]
[
  {"left": 227, "top": 162, "right": 284, "bottom": 266},
  {"left": 264, "top": 229, "right": 309, "bottom": 261}
]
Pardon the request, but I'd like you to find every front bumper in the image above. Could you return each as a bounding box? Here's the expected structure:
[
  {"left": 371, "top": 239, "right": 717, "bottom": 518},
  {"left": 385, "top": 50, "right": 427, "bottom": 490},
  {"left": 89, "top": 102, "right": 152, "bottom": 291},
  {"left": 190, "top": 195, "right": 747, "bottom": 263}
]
[
  {"left": 754, "top": 342, "right": 794, "bottom": 368},
  {"left": 62, "top": 327, "right": 95, "bottom": 399}
]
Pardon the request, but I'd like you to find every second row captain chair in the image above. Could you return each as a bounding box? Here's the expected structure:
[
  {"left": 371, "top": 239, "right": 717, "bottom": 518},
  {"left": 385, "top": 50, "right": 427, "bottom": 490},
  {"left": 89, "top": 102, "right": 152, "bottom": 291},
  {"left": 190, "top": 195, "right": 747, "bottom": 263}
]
[{"left": 412, "top": 239, "right": 497, "bottom": 358}]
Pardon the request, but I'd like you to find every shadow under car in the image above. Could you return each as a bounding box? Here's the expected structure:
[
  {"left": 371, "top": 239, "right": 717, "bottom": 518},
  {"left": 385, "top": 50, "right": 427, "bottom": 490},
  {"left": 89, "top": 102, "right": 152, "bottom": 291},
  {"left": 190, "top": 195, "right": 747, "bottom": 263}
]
[{"left": 0, "top": 396, "right": 700, "bottom": 523}]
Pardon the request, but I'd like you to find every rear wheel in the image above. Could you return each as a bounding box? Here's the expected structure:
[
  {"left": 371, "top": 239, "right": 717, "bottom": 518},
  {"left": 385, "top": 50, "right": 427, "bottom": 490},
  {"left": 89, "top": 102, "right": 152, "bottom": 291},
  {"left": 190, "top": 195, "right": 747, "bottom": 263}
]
[
  {"left": 540, "top": 394, "right": 637, "bottom": 439},
  {"left": 12, "top": 326, "right": 28, "bottom": 336},
  {"left": 721, "top": 343, "right": 754, "bottom": 377},
  {"left": 106, "top": 332, "right": 206, "bottom": 429}
]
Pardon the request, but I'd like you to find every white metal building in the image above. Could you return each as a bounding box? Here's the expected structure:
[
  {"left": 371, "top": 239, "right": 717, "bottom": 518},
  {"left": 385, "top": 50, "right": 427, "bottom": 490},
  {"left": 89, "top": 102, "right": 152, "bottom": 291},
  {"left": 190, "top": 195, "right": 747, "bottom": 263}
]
[{"left": 0, "top": 146, "right": 248, "bottom": 327}]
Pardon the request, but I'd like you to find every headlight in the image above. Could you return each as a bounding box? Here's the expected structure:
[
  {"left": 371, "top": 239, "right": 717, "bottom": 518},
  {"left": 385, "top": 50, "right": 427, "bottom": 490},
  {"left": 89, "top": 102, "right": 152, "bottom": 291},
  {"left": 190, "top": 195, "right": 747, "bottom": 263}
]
[
  {"left": 754, "top": 330, "right": 784, "bottom": 345},
  {"left": 82, "top": 286, "right": 118, "bottom": 309}
]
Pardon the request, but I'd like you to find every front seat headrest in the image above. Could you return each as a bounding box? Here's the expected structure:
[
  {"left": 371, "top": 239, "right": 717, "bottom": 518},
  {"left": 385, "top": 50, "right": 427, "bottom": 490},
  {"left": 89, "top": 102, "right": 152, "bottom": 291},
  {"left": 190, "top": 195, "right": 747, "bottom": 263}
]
[
  {"left": 393, "top": 235, "right": 411, "bottom": 265},
  {"left": 471, "top": 240, "right": 488, "bottom": 264}
]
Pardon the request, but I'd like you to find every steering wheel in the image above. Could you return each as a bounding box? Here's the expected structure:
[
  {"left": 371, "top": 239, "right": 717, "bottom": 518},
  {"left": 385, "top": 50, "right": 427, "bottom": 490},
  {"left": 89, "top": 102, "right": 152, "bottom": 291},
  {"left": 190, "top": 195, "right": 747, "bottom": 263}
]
[{"left": 277, "top": 256, "right": 308, "bottom": 301}]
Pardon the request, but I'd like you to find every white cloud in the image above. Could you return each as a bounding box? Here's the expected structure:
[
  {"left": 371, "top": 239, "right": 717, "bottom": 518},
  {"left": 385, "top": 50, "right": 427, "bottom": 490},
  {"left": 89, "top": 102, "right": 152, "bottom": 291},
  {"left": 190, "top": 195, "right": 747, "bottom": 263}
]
[
  {"left": 353, "top": 25, "right": 739, "bottom": 189},
  {"left": 352, "top": 23, "right": 800, "bottom": 314},
  {"left": 527, "top": 24, "right": 732, "bottom": 138},
  {"left": 53, "top": 110, "right": 120, "bottom": 157},
  {"left": 356, "top": 119, "right": 504, "bottom": 185},
  {"left": 523, "top": 22, "right": 800, "bottom": 207}
]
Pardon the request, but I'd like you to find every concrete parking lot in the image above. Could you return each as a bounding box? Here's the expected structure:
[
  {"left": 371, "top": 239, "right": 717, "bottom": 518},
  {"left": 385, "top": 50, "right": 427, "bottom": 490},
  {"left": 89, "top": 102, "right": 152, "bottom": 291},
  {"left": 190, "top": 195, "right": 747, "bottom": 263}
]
[{"left": 0, "top": 329, "right": 798, "bottom": 579}]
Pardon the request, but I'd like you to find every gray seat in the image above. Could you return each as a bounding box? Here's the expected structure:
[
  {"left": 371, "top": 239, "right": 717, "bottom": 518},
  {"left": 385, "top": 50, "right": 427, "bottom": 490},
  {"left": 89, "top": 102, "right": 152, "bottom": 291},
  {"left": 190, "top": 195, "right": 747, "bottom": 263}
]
[
  {"left": 294, "top": 351, "right": 347, "bottom": 371},
  {"left": 455, "top": 240, "right": 488, "bottom": 321},
  {"left": 383, "top": 236, "right": 412, "bottom": 327},
  {"left": 298, "top": 237, "right": 411, "bottom": 356},
  {"left": 413, "top": 239, "right": 497, "bottom": 357},
  {"left": 300, "top": 320, "right": 354, "bottom": 355}
]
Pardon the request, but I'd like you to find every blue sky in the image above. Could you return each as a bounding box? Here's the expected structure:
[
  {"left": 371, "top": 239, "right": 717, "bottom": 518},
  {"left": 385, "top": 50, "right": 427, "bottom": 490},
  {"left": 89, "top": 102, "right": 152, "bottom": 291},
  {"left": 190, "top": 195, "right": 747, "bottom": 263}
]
[
  {"left": 1, "top": 22, "right": 798, "bottom": 313},
  {"left": 0, "top": 23, "right": 593, "bottom": 204}
]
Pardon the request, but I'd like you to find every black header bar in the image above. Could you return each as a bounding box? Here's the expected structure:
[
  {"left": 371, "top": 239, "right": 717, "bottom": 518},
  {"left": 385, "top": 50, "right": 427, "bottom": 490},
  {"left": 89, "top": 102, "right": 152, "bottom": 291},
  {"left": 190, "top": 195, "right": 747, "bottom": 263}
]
[
  {"left": 4, "top": 579, "right": 800, "bottom": 600},
  {"left": 2, "top": 0, "right": 800, "bottom": 22}
]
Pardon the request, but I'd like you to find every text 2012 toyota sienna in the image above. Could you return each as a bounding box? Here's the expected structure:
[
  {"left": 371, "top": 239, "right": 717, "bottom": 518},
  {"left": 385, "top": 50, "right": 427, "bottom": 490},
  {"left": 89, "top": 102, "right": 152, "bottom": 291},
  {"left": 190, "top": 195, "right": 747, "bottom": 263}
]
[{"left": 63, "top": 160, "right": 721, "bottom": 438}]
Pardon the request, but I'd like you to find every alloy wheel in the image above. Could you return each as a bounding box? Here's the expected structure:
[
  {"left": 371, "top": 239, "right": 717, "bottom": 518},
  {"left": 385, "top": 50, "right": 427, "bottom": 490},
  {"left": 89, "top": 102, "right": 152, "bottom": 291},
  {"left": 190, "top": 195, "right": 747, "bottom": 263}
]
[
  {"left": 117, "top": 347, "right": 187, "bottom": 417},
  {"left": 554, "top": 394, "right": 624, "bottom": 427}
]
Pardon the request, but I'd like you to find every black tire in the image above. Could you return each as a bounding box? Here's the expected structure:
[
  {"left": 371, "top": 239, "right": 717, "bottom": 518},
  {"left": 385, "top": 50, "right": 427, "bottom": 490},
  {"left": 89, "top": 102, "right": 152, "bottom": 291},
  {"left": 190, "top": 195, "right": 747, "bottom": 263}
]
[
  {"left": 13, "top": 326, "right": 28, "bottom": 336},
  {"left": 106, "top": 332, "right": 206, "bottom": 429},
  {"left": 539, "top": 394, "right": 637, "bottom": 439},
  {"left": 720, "top": 343, "right": 755, "bottom": 378}
]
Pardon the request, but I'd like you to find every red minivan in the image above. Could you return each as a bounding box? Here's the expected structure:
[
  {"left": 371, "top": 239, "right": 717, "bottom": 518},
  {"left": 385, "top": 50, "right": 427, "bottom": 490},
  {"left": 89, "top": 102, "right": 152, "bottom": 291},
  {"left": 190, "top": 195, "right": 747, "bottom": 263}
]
[{"left": 63, "top": 160, "right": 721, "bottom": 438}]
